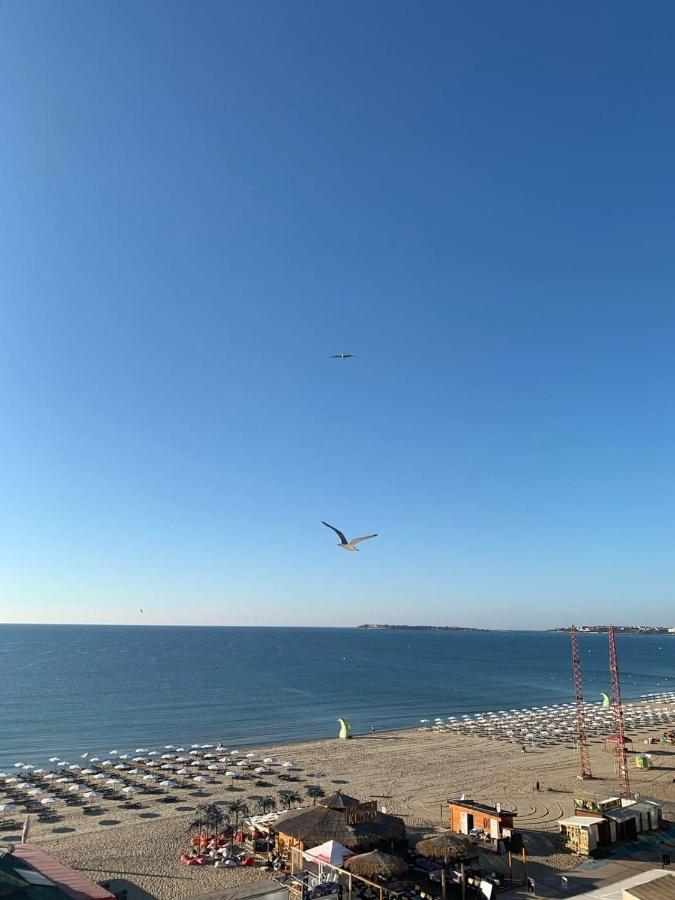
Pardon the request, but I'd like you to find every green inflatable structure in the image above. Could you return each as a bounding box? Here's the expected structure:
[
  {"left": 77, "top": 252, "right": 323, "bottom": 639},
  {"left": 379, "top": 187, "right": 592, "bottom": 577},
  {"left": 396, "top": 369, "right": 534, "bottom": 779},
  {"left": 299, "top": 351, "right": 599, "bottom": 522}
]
[
  {"left": 601, "top": 692, "right": 611, "bottom": 707},
  {"left": 338, "top": 718, "right": 352, "bottom": 739}
]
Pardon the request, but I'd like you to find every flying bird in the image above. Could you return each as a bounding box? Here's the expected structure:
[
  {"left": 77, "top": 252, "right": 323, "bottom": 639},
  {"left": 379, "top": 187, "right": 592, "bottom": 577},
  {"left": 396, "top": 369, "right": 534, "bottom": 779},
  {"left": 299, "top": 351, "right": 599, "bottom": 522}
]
[
  {"left": 322, "top": 521, "right": 378, "bottom": 552},
  {"left": 330, "top": 353, "right": 356, "bottom": 360}
]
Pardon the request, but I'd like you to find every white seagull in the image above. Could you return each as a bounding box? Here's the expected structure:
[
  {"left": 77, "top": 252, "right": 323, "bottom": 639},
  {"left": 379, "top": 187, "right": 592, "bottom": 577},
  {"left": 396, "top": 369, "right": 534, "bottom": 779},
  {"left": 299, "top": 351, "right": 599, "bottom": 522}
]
[
  {"left": 322, "top": 521, "right": 377, "bottom": 552},
  {"left": 330, "top": 353, "right": 356, "bottom": 360}
]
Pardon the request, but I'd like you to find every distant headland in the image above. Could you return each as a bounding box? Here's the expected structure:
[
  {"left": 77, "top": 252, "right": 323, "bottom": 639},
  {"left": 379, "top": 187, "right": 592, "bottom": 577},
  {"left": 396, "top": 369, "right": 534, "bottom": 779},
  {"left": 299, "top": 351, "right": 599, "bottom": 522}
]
[
  {"left": 357, "top": 624, "right": 490, "bottom": 631},
  {"left": 550, "top": 625, "right": 675, "bottom": 635}
]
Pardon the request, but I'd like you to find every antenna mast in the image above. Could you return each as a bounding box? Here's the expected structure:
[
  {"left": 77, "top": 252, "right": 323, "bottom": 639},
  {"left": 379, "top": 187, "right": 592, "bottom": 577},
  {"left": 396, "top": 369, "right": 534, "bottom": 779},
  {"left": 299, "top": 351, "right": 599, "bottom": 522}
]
[
  {"left": 608, "top": 624, "right": 630, "bottom": 798},
  {"left": 571, "top": 626, "right": 592, "bottom": 779}
]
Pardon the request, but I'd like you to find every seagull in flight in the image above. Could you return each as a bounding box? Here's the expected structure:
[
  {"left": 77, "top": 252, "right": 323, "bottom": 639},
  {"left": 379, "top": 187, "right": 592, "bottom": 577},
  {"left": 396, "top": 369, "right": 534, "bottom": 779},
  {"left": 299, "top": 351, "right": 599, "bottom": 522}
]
[
  {"left": 330, "top": 353, "right": 356, "bottom": 360},
  {"left": 322, "top": 521, "right": 378, "bottom": 552}
]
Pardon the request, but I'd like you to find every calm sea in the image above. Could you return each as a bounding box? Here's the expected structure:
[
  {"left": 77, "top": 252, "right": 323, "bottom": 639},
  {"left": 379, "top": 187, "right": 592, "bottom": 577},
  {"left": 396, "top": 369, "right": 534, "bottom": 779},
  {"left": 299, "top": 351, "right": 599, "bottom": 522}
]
[{"left": 1, "top": 626, "right": 673, "bottom": 766}]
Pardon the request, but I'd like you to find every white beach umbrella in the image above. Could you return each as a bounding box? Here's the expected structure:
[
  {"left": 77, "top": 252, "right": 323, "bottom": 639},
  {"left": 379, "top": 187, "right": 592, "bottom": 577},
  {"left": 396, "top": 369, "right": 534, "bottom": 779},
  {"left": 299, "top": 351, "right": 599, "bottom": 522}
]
[
  {"left": 122, "top": 785, "right": 142, "bottom": 795},
  {"left": 132, "top": 757, "right": 147, "bottom": 763},
  {"left": 229, "top": 749, "right": 240, "bottom": 755},
  {"left": 142, "top": 774, "right": 157, "bottom": 781},
  {"left": 54, "top": 777, "right": 71, "bottom": 784},
  {"left": 193, "top": 775, "right": 209, "bottom": 782},
  {"left": 235, "top": 760, "right": 248, "bottom": 767},
  {"left": 48, "top": 757, "right": 59, "bottom": 763},
  {"left": 159, "top": 780, "right": 177, "bottom": 789},
  {"left": 109, "top": 750, "right": 118, "bottom": 755},
  {"left": 135, "top": 748, "right": 149, "bottom": 753},
  {"left": 68, "top": 765, "right": 81, "bottom": 771},
  {"left": 14, "top": 762, "right": 25, "bottom": 768},
  {"left": 191, "top": 744, "right": 200, "bottom": 748},
  {"left": 128, "top": 769, "right": 138, "bottom": 775},
  {"left": 84, "top": 791, "right": 102, "bottom": 801},
  {"left": 207, "top": 764, "right": 220, "bottom": 771},
  {"left": 164, "top": 745, "right": 175, "bottom": 750},
  {"left": 176, "top": 756, "right": 189, "bottom": 763},
  {"left": 106, "top": 778, "right": 122, "bottom": 786},
  {"left": 225, "top": 770, "right": 237, "bottom": 778},
  {"left": 148, "top": 751, "right": 158, "bottom": 756},
  {"left": 282, "top": 762, "right": 295, "bottom": 769},
  {"left": 16, "top": 782, "right": 31, "bottom": 789},
  {"left": 160, "top": 764, "right": 172, "bottom": 770},
  {"left": 27, "top": 789, "right": 44, "bottom": 797},
  {"left": 101, "top": 760, "right": 113, "bottom": 767},
  {"left": 33, "top": 769, "right": 46, "bottom": 775},
  {"left": 22, "top": 764, "right": 35, "bottom": 770},
  {"left": 176, "top": 768, "right": 190, "bottom": 775},
  {"left": 189, "top": 750, "right": 200, "bottom": 756},
  {"left": 176, "top": 747, "right": 185, "bottom": 752},
  {"left": 40, "top": 797, "right": 61, "bottom": 806},
  {"left": 4, "top": 778, "right": 19, "bottom": 784},
  {"left": 43, "top": 774, "right": 56, "bottom": 781},
  {"left": 93, "top": 773, "right": 106, "bottom": 781},
  {"left": 114, "top": 764, "right": 128, "bottom": 770},
  {"left": 146, "top": 761, "right": 159, "bottom": 768},
  {"left": 263, "top": 757, "right": 277, "bottom": 765},
  {"left": 90, "top": 757, "right": 100, "bottom": 763},
  {"left": 69, "top": 784, "right": 87, "bottom": 793},
  {"left": 0, "top": 802, "right": 17, "bottom": 814},
  {"left": 201, "top": 744, "right": 213, "bottom": 749},
  {"left": 246, "top": 752, "right": 256, "bottom": 759},
  {"left": 160, "top": 754, "right": 175, "bottom": 760},
  {"left": 254, "top": 766, "right": 271, "bottom": 774},
  {"left": 81, "top": 768, "right": 96, "bottom": 775}
]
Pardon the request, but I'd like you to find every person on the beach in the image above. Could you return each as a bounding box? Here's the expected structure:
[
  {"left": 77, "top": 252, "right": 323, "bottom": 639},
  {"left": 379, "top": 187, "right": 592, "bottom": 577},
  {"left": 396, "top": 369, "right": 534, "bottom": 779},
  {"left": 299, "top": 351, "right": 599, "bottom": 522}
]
[
  {"left": 522, "top": 745, "right": 526, "bottom": 754},
  {"left": 371, "top": 724, "right": 376, "bottom": 735}
]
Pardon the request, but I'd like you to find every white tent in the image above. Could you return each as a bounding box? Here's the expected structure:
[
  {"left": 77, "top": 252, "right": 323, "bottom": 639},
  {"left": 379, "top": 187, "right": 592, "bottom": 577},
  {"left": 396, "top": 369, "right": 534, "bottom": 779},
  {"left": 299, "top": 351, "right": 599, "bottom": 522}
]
[{"left": 304, "top": 840, "right": 354, "bottom": 867}]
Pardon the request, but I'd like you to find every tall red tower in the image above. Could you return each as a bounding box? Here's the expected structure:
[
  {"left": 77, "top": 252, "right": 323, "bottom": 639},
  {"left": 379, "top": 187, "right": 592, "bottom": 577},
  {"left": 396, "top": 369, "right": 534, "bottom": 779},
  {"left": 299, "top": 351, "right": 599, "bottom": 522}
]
[
  {"left": 570, "top": 626, "right": 592, "bottom": 779},
  {"left": 608, "top": 624, "right": 631, "bottom": 798}
]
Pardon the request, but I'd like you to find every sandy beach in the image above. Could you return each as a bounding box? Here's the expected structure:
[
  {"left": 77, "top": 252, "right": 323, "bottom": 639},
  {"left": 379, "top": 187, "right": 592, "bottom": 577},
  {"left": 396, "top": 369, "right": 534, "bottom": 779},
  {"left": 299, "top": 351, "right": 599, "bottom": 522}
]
[{"left": 13, "top": 702, "right": 673, "bottom": 900}]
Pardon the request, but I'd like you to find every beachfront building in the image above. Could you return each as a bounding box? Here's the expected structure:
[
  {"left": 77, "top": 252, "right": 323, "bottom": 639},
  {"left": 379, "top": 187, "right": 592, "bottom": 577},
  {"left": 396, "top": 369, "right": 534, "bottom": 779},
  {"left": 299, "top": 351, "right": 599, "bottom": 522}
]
[
  {"left": 446, "top": 798, "right": 516, "bottom": 841},
  {"left": 558, "top": 816, "right": 608, "bottom": 855},
  {"left": 0, "top": 844, "right": 115, "bottom": 900},
  {"left": 560, "top": 796, "right": 663, "bottom": 854},
  {"left": 273, "top": 791, "right": 406, "bottom": 859},
  {"left": 623, "top": 873, "right": 675, "bottom": 900}
]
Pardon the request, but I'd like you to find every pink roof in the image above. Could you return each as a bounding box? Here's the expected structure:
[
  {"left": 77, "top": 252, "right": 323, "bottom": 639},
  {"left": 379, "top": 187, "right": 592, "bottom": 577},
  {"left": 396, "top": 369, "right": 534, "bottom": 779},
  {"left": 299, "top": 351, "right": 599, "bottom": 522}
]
[{"left": 12, "top": 844, "right": 115, "bottom": 900}]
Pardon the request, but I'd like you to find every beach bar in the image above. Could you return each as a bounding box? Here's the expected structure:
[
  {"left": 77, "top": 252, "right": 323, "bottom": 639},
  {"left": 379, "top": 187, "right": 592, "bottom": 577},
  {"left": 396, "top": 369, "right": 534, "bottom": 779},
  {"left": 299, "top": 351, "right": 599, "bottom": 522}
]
[{"left": 447, "top": 799, "right": 515, "bottom": 840}]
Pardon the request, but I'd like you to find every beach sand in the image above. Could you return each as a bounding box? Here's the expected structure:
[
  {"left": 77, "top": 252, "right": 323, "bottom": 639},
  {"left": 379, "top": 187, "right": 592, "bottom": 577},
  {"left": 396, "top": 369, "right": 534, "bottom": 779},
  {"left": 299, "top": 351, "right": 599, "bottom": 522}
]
[{"left": 22, "top": 716, "right": 675, "bottom": 900}]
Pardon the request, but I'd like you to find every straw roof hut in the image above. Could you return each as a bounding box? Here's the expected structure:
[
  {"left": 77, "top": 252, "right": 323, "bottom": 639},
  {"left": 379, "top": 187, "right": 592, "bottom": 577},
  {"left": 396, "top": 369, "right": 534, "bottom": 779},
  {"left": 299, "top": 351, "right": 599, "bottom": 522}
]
[
  {"left": 273, "top": 791, "right": 406, "bottom": 853},
  {"left": 344, "top": 850, "right": 409, "bottom": 879}
]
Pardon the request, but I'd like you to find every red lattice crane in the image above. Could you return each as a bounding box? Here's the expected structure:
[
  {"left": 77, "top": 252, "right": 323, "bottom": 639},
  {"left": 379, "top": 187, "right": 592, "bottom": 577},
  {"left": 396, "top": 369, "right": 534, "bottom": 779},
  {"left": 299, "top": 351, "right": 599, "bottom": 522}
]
[
  {"left": 570, "top": 626, "right": 592, "bottom": 779},
  {"left": 608, "top": 624, "right": 631, "bottom": 798}
]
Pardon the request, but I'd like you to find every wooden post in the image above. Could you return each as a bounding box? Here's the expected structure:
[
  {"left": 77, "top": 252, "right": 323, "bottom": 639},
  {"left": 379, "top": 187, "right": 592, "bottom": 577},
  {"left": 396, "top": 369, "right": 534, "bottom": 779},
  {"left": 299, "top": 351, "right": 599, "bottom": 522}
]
[
  {"left": 521, "top": 847, "right": 528, "bottom": 883},
  {"left": 460, "top": 862, "right": 466, "bottom": 900},
  {"left": 507, "top": 851, "right": 513, "bottom": 887},
  {"left": 348, "top": 873, "right": 353, "bottom": 900},
  {"left": 441, "top": 867, "right": 447, "bottom": 900}
]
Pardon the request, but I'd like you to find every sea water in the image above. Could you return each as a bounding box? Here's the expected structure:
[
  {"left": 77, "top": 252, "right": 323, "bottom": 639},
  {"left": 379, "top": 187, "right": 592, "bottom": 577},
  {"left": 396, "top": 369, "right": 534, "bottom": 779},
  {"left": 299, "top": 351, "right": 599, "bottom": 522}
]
[{"left": 1, "top": 625, "right": 673, "bottom": 766}]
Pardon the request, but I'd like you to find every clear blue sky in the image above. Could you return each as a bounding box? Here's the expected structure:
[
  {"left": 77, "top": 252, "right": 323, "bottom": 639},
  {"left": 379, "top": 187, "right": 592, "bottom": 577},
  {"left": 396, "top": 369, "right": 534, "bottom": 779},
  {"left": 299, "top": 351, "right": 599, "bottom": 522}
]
[{"left": 2, "top": 1, "right": 675, "bottom": 628}]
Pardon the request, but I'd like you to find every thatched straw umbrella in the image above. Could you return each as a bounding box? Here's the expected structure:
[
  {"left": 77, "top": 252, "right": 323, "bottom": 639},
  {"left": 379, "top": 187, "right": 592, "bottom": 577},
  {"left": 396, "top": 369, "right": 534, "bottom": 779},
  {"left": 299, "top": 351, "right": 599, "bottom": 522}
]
[
  {"left": 416, "top": 834, "right": 475, "bottom": 900},
  {"left": 415, "top": 834, "right": 474, "bottom": 864},
  {"left": 345, "top": 850, "right": 409, "bottom": 879}
]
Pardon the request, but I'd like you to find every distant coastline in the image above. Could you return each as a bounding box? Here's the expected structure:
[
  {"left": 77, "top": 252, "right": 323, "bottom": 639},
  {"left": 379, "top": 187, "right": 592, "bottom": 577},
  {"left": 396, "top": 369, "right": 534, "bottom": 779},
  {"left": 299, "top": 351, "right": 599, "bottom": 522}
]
[
  {"left": 549, "top": 625, "right": 675, "bottom": 635},
  {"left": 357, "top": 624, "right": 490, "bottom": 631}
]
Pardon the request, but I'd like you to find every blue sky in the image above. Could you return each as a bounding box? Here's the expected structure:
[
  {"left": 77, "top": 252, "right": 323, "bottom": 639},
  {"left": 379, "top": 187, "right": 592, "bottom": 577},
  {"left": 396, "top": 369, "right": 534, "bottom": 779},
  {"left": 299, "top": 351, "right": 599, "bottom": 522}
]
[{"left": 2, "top": 1, "right": 675, "bottom": 628}]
